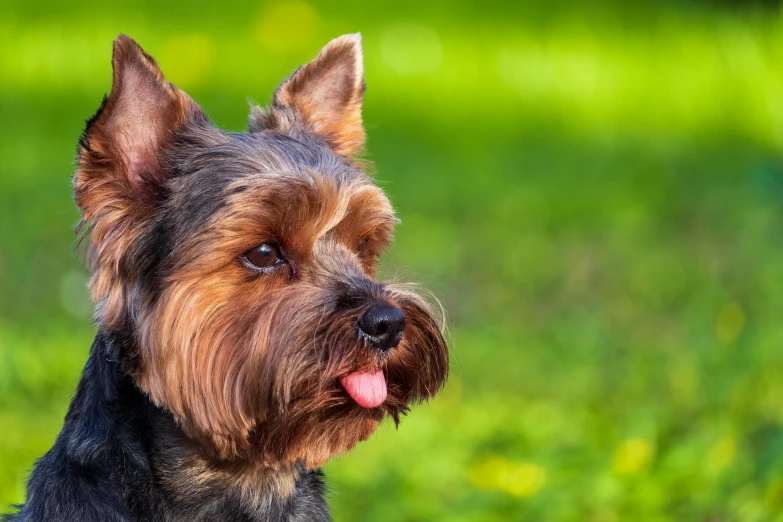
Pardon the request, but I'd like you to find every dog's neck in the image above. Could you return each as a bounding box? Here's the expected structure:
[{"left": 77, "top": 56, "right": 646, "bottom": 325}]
[{"left": 46, "top": 332, "right": 331, "bottom": 521}]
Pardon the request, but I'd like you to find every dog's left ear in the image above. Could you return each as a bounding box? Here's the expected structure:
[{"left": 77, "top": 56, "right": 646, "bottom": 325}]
[{"left": 250, "top": 33, "right": 366, "bottom": 158}]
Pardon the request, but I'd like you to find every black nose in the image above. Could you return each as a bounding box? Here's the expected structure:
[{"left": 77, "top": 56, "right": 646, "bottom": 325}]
[{"left": 358, "top": 302, "right": 406, "bottom": 351}]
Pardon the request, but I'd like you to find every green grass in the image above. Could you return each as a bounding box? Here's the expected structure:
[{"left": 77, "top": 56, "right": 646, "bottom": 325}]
[{"left": 3, "top": 1, "right": 783, "bottom": 520}]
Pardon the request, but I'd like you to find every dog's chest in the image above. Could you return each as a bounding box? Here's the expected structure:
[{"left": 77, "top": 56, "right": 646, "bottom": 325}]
[{"left": 156, "top": 472, "right": 332, "bottom": 522}]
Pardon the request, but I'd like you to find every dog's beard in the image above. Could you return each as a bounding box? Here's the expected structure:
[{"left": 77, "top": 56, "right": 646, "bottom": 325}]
[{"left": 137, "top": 281, "right": 448, "bottom": 467}]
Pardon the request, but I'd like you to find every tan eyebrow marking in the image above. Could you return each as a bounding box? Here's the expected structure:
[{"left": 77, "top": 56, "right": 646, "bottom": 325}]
[{"left": 312, "top": 183, "right": 394, "bottom": 241}]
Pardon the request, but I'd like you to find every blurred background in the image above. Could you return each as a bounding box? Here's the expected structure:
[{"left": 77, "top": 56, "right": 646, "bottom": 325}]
[{"left": 2, "top": 0, "right": 783, "bottom": 520}]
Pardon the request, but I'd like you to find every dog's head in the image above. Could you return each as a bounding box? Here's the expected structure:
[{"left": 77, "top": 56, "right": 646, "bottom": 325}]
[{"left": 74, "top": 34, "right": 448, "bottom": 468}]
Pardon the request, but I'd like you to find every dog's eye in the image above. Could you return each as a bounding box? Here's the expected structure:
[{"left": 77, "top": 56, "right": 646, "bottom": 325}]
[{"left": 244, "top": 243, "right": 282, "bottom": 269}]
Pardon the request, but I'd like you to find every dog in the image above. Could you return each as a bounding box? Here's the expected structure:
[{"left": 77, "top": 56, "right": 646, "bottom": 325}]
[{"left": 5, "top": 33, "right": 448, "bottom": 521}]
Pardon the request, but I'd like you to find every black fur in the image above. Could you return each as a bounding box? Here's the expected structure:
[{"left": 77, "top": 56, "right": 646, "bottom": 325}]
[{"left": 3, "top": 333, "right": 331, "bottom": 522}]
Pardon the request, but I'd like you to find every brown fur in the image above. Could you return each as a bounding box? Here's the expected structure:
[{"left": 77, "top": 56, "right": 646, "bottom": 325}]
[
  {"left": 135, "top": 174, "right": 446, "bottom": 465},
  {"left": 75, "top": 34, "right": 206, "bottom": 329},
  {"left": 249, "top": 33, "right": 366, "bottom": 158},
  {"left": 74, "top": 33, "right": 448, "bottom": 486}
]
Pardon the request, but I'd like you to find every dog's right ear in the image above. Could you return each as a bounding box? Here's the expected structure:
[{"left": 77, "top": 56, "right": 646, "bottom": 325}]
[
  {"left": 75, "top": 34, "right": 205, "bottom": 327},
  {"left": 249, "top": 33, "right": 366, "bottom": 158}
]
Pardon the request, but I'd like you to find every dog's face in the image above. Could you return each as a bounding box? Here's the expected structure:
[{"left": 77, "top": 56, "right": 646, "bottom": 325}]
[{"left": 74, "top": 34, "right": 448, "bottom": 468}]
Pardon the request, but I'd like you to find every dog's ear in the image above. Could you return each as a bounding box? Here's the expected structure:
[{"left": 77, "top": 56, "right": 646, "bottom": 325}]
[
  {"left": 250, "top": 33, "right": 366, "bottom": 158},
  {"left": 76, "top": 34, "right": 204, "bottom": 196},
  {"left": 75, "top": 34, "right": 204, "bottom": 327}
]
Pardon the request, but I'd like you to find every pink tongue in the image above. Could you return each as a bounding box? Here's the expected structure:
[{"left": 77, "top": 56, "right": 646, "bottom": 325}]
[{"left": 339, "top": 370, "right": 387, "bottom": 408}]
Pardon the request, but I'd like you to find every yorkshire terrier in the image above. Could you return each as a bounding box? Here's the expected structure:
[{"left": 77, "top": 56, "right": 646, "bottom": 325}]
[{"left": 6, "top": 33, "right": 448, "bottom": 521}]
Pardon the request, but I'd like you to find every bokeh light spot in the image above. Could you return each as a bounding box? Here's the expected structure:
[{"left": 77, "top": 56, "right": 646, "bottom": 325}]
[
  {"left": 503, "top": 461, "right": 547, "bottom": 497},
  {"left": 469, "top": 455, "right": 506, "bottom": 490},
  {"left": 716, "top": 302, "right": 745, "bottom": 344},
  {"left": 612, "top": 438, "right": 653, "bottom": 475},
  {"left": 470, "top": 455, "right": 546, "bottom": 497},
  {"left": 159, "top": 34, "right": 216, "bottom": 87},
  {"left": 706, "top": 435, "right": 735, "bottom": 475},
  {"left": 255, "top": 1, "right": 321, "bottom": 53},
  {"left": 381, "top": 23, "right": 443, "bottom": 76},
  {"left": 765, "top": 478, "right": 783, "bottom": 510}
]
